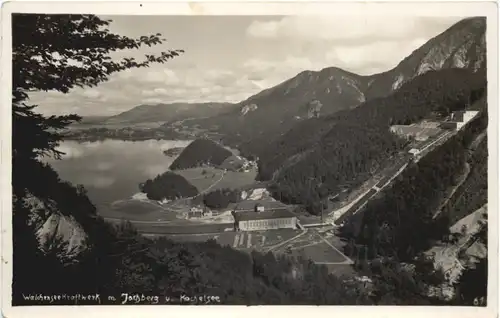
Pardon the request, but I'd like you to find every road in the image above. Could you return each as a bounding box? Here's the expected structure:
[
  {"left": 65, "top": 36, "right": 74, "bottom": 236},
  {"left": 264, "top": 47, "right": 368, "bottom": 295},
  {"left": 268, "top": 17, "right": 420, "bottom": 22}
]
[
  {"left": 105, "top": 122, "right": 463, "bottom": 241},
  {"left": 433, "top": 161, "right": 471, "bottom": 218},
  {"left": 327, "top": 158, "right": 409, "bottom": 224},
  {"left": 116, "top": 131, "right": 440, "bottom": 235},
  {"left": 111, "top": 168, "right": 225, "bottom": 212},
  {"left": 265, "top": 228, "right": 354, "bottom": 266},
  {"left": 166, "top": 169, "right": 227, "bottom": 209},
  {"left": 266, "top": 229, "right": 307, "bottom": 252},
  {"left": 197, "top": 169, "right": 227, "bottom": 195},
  {"left": 314, "top": 230, "right": 354, "bottom": 265},
  {"left": 326, "top": 128, "right": 460, "bottom": 225},
  {"left": 277, "top": 130, "right": 457, "bottom": 267}
]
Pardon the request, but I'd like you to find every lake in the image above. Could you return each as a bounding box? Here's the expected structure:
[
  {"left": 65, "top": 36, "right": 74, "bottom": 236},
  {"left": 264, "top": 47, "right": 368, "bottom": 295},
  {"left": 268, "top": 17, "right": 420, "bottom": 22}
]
[{"left": 45, "top": 139, "right": 193, "bottom": 216}]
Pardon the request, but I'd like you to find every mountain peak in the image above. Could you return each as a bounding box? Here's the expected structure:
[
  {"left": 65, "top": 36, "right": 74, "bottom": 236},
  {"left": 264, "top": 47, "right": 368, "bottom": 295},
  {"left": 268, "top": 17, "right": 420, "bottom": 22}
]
[
  {"left": 165, "top": 17, "right": 486, "bottom": 157},
  {"left": 364, "top": 16, "right": 486, "bottom": 99}
]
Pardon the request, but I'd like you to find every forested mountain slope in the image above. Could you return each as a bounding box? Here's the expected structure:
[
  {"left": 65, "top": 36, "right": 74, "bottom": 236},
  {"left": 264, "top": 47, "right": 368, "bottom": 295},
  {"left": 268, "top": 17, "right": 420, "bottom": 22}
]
[
  {"left": 340, "top": 107, "right": 488, "bottom": 261},
  {"left": 14, "top": 13, "right": 487, "bottom": 308},
  {"left": 258, "top": 68, "right": 486, "bottom": 211},
  {"left": 365, "top": 17, "right": 486, "bottom": 99},
  {"left": 170, "top": 138, "right": 233, "bottom": 170},
  {"left": 159, "top": 17, "right": 486, "bottom": 157},
  {"left": 336, "top": 105, "right": 488, "bottom": 304},
  {"left": 105, "top": 102, "right": 234, "bottom": 124}
]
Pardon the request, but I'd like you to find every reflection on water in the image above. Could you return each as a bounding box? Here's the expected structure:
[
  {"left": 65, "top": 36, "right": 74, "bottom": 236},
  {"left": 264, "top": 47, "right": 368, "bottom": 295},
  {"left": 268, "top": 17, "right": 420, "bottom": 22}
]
[{"left": 45, "top": 139, "right": 192, "bottom": 213}]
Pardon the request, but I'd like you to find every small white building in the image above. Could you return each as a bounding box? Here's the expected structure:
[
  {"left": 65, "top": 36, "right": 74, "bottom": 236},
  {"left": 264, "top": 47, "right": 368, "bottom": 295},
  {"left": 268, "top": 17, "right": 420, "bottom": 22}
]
[
  {"left": 451, "top": 110, "right": 479, "bottom": 123},
  {"left": 254, "top": 203, "right": 265, "bottom": 212},
  {"left": 188, "top": 206, "right": 210, "bottom": 218},
  {"left": 408, "top": 148, "right": 420, "bottom": 156},
  {"left": 442, "top": 110, "right": 480, "bottom": 131}
]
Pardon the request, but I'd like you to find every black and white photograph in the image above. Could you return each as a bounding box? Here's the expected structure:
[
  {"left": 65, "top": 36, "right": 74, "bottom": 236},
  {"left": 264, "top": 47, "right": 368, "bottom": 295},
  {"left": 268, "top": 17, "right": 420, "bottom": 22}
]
[{"left": 1, "top": 1, "right": 498, "bottom": 317}]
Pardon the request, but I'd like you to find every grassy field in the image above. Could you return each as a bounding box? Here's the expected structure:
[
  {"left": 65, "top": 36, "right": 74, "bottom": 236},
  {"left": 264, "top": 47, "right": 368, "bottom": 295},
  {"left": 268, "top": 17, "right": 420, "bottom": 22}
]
[
  {"left": 162, "top": 228, "right": 356, "bottom": 277},
  {"left": 175, "top": 166, "right": 258, "bottom": 193},
  {"left": 156, "top": 226, "right": 355, "bottom": 276},
  {"left": 102, "top": 165, "right": 260, "bottom": 225},
  {"left": 134, "top": 222, "right": 234, "bottom": 234},
  {"left": 298, "top": 242, "right": 347, "bottom": 263},
  {"left": 275, "top": 230, "right": 351, "bottom": 265},
  {"left": 174, "top": 167, "right": 224, "bottom": 192},
  {"left": 215, "top": 169, "right": 258, "bottom": 190},
  {"left": 102, "top": 201, "right": 180, "bottom": 221},
  {"left": 165, "top": 228, "right": 301, "bottom": 252}
]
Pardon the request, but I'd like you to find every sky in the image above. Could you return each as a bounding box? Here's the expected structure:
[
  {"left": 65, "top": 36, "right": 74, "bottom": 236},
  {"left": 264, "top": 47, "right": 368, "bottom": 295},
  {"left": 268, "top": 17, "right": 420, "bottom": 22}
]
[{"left": 29, "top": 15, "right": 464, "bottom": 116}]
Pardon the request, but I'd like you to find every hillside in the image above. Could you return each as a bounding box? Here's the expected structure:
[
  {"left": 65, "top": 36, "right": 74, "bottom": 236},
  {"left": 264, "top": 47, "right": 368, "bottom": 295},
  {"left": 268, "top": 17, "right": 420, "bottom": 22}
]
[
  {"left": 169, "top": 138, "right": 233, "bottom": 170},
  {"left": 18, "top": 12, "right": 488, "bottom": 308},
  {"left": 140, "top": 171, "right": 199, "bottom": 201},
  {"left": 335, "top": 109, "right": 488, "bottom": 302},
  {"left": 78, "top": 116, "right": 110, "bottom": 125},
  {"left": 258, "top": 68, "right": 486, "bottom": 211},
  {"left": 160, "top": 17, "right": 486, "bottom": 156},
  {"left": 340, "top": 108, "right": 488, "bottom": 260},
  {"left": 105, "top": 102, "right": 234, "bottom": 124},
  {"left": 159, "top": 68, "right": 372, "bottom": 154},
  {"left": 440, "top": 124, "right": 487, "bottom": 224},
  {"left": 365, "top": 17, "right": 486, "bottom": 100}
]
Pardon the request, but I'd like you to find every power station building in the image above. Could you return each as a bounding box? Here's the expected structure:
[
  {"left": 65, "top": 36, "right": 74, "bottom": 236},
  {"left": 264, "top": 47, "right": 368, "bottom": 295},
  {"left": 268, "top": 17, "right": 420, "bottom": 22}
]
[
  {"left": 389, "top": 125, "right": 442, "bottom": 141},
  {"left": 232, "top": 204, "right": 298, "bottom": 231},
  {"left": 440, "top": 110, "right": 479, "bottom": 131}
]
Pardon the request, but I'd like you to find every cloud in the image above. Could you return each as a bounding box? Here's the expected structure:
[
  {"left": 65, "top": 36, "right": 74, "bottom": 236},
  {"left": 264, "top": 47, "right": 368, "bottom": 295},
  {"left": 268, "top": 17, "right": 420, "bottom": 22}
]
[
  {"left": 80, "top": 89, "right": 102, "bottom": 99},
  {"left": 143, "top": 68, "right": 182, "bottom": 85},
  {"left": 142, "top": 98, "right": 164, "bottom": 104},
  {"left": 82, "top": 175, "right": 116, "bottom": 188},
  {"left": 325, "top": 38, "right": 430, "bottom": 74},
  {"left": 95, "top": 162, "right": 114, "bottom": 171},
  {"left": 242, "top": 56, "right": 325, "bottom": 89},
  {"left": 246, "top": 16, "right": 461, "bottom": 43},
  {"left": 27, "top": 16, "right": 464, "bottom": 116},
  {"left": 245, "top": 16, "right": 462, "bottom": 76}
]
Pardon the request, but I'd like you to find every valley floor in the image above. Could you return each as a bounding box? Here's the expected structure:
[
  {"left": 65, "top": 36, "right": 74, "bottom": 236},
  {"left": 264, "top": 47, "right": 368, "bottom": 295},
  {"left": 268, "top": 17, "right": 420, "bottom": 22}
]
[
  {"left": 151, "top": 227, "right": 356, "bottom": 277},
  {"left": 100, "top": 118, "right": 484, "bottom": 286}
]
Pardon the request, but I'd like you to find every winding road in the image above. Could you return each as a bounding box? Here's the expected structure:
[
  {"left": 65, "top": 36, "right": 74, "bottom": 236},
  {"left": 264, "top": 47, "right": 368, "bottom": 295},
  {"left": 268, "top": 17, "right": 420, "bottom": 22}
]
[{"left": 104, "top": 169, "right": 228, "bottom": 224}]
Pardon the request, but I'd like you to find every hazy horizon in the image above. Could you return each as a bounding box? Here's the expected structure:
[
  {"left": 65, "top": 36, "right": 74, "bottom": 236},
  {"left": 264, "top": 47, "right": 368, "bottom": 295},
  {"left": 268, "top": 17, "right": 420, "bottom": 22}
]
[{"left": 27, "top": 15, "right": 464, "bottom": 117}]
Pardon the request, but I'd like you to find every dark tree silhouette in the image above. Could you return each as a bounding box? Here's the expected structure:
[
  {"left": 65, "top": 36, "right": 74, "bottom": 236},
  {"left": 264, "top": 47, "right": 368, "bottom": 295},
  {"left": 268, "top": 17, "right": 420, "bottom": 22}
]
[
  {"left": 170, "top": 138, "right": 233, "bottom": 170},
  {"left": 203, "top": 188, "right": 240, "bottom": 209},
  {"left": 11, "top": 14, "right": 378, "bottom": 307},
  {"left": 141, "top": 172, "right": 199, "bottom": 201},
  {"left": 12, "top": 13, "right": 182, "bottom": 304}
]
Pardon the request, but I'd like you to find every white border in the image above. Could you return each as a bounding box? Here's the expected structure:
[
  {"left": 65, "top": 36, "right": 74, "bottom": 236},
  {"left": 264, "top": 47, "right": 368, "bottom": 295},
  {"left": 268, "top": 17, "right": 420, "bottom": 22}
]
[{"left": 1, "top": 1, "right": 499, "bottom": 318}]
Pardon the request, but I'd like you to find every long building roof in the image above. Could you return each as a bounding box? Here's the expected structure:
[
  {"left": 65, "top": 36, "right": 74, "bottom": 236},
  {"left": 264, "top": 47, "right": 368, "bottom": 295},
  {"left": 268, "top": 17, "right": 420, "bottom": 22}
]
[{"left": 233, "top": 208, "right": 296, "bottom": 221}]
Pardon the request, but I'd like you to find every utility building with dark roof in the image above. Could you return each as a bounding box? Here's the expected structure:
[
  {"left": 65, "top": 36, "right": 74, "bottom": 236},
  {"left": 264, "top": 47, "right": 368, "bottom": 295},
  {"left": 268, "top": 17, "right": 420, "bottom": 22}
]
[{"left": 232, "top": 204, "right": 298, "bottom": 231}]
